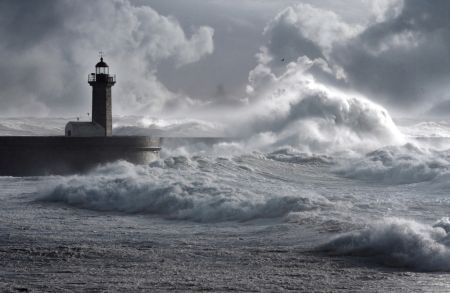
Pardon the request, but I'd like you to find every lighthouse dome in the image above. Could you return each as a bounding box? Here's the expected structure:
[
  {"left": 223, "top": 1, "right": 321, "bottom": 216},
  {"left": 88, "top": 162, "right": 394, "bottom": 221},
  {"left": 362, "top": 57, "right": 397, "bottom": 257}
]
[
  {"left": 95, "top": 57, "right": 109, "bottom": 74},
  {"left": 96, "top": 57, "right": 108, "bottom": 68}
]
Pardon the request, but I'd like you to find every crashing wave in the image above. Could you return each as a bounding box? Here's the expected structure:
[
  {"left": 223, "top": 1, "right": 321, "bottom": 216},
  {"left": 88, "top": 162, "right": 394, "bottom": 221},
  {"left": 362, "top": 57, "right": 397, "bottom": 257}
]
[
  {"left": 40, "top": 159, "right": 331, "bottom": 222},
  {"left": 235, "top": 56, "right": 406, "bottom": 154},
  {"left": 107, "top": 58, "right": 406, "bottom": 156},
  {"left": 319, "top": 217, "right": 450, "bottom": 271},
  {"left": 334, "top": 143, "right": 450, "bottom": 184}
]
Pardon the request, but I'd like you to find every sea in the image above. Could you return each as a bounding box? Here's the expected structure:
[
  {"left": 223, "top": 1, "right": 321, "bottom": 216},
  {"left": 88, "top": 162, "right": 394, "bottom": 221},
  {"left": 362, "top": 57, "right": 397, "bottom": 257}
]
[{"left": 1, "top": 114, "right": 450, "bottom": 292}]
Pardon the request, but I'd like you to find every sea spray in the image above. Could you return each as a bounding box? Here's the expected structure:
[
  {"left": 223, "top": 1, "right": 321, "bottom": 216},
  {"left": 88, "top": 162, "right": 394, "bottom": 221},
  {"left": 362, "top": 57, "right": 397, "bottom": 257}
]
[{"left": 110, "top": 58, "right": 406, "bottom": 156}]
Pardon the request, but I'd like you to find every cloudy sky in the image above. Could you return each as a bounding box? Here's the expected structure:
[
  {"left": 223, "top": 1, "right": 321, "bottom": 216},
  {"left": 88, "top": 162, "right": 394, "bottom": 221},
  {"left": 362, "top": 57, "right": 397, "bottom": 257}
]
[{"left": 0, "top": 0, "right": 449, "bottom": 118}]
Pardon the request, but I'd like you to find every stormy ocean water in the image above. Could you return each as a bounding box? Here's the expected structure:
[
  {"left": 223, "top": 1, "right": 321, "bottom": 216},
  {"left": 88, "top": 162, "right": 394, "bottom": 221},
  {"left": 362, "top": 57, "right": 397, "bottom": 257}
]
[{"left": 2, "top": 109, "right": 450, "bottom": 292}]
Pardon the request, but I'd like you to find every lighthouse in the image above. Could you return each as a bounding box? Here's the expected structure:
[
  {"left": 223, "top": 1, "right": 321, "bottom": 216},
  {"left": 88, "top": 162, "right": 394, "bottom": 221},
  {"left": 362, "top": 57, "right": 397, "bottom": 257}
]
[
  {"left": 65, "top": 57, "right": 116, "bottom": 137},
  {"left": 89, "top": 57, "right": 116, "bottom": 136},
  {"left": 0, "top": 55, "right": 160, "bottom": 176}
]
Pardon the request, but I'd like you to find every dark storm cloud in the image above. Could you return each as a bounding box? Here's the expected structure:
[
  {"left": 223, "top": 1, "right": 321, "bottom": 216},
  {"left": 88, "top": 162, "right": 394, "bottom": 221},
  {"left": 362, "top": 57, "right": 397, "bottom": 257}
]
[
  {"left": 0, "top": 0, "right": 70, "bottom": 115},
  {"left": 266, "top": 18, "right": 324, "bottom": 63},
  {"left": 138, "top": 0, "right": 281, "bottom": 105},
  {"left": 0, "top": 0, "right": 371, "bottom": 117},
  {"left": 0, "top": 0, "right": 63, "bottom": 50},
  {"left": 333, "top": 0, "right": 450, "bottom": 110},
  {"left": 2, "top": 0, "right": 447, "bottom": 118},
  {"left": 263, "top": 0, "right": 450, "bottom": 113},
  {"left": 0, "top": 0, "right": 214, "bottom": 116},
  {"left": 264, "top": 4, "right": 360, "bottom": 64}
]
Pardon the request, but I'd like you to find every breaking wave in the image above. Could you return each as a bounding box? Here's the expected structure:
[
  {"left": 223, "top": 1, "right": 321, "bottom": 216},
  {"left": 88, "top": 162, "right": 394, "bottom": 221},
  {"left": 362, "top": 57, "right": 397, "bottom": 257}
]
[
  {"left": 109, "top": 59, "right": 407, "bottom": 157},
  {"left": 230, "top": 57, "right": 406, "bottom": 154},
  {"left": 244, "top": 90, "right": 404, "bottom": 154},
  {"left": 40, "top": 158, "right": 331, "bottom": 222},
  {"left": 334, "top": 143, "right": 450, "bottom": 185},
  {"left": 319, "top": 218, "right": 450, "bottom": 271}
]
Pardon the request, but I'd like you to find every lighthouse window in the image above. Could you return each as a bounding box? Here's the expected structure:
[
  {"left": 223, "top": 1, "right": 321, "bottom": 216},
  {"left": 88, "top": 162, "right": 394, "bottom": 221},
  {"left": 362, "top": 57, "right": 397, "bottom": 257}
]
[{"left": 96, "top": 67, "right": 109, "bottom": 75}]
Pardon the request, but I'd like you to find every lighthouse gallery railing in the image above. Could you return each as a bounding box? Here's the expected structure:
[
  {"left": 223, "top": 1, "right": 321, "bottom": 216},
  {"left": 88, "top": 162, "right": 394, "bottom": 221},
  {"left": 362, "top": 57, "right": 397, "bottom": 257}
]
[{"left": 88, "top": 74, "right": 116, "bottom": 83}]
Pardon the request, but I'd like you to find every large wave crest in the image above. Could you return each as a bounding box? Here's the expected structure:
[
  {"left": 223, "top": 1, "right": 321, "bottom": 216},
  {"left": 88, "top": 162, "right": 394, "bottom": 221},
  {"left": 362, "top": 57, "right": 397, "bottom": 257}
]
[
  {"left": 40, "top": 158, "right": 331, "bottom": 222},
  {"left": 334, "top": 143, "right": 450, "bottom": 185},
  {"left": 319, "top": 218, "right": 450, "bottom": 271}
]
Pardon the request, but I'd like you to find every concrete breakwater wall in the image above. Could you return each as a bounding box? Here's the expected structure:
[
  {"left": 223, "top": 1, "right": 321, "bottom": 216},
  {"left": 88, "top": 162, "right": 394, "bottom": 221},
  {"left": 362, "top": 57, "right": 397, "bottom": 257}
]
[{"left": 0, "top": 136, "right": 161, "bottom": 176}]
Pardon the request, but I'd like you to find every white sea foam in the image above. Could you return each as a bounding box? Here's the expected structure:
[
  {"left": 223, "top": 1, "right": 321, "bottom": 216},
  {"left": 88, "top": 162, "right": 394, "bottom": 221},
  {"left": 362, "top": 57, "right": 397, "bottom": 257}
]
[
  {"left": 40, "top": 159, "right": 330, "bottom": 222},
  {"left": 399, "top": 120, "right": 450, "bottom": 139},
  {"left": 334, "top": 143, "right": 450, "bottom": 185},
  {"left": 233, "top": 56, "right": 406, "bottom": 154},
  {"left": 319, "top": 218, "right": 450, "bottom": 271}
]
